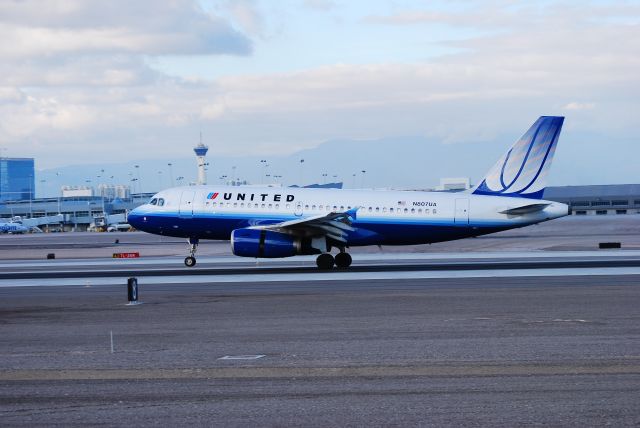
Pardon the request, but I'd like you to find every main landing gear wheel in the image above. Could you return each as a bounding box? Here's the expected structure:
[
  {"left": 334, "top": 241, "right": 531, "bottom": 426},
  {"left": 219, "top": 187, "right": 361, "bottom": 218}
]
[
  {"left": 316, "top": 253, "right": 335, "bottom": 270},
  {"left": 334, "top": 252, "right": 352, "bottom": 269},
  {"left": 184, "top": 256, "right": 196, "bottom": 267}
]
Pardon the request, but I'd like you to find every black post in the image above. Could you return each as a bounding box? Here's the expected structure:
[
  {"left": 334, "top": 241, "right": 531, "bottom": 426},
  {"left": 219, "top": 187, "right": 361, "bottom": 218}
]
[{"left": 127, "top": 277, "right": 138, "bottom": 303}]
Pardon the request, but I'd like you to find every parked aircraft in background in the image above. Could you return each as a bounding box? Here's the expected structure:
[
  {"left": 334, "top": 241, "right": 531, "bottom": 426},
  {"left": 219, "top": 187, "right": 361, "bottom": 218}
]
[
  {"left": 0, "top": 221, "right": 30, "bottom": 234},
  {"left": 129, "top": 116, "right": 568, "bottom": 269}
]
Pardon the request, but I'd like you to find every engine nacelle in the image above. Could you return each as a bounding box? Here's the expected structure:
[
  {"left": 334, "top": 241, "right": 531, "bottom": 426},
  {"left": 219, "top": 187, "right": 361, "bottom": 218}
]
[{"left": 231, "top": 228, "right": 301, "bottom": 258}]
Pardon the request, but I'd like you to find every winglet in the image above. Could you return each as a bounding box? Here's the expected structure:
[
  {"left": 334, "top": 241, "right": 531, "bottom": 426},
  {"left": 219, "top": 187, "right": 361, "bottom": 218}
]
[{"left": 345, "top": 207, "right": 359, "bottom": 220}]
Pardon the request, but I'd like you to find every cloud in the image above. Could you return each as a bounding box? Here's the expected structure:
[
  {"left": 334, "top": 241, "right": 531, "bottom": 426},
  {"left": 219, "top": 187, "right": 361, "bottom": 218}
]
[
  {"left": 0, "top": 0, "right": 251, "bottom": 57},
  {"left": 0, "top": 0, "right": 638, "bottom": 181},
  {"left": 303, "top": 0, "right": 336, "bottom": 11},
  {"left": 563, "top": 102, "right": 596, "bottom": 111},
  {"left": 222, "top": 0, "right": 265, "bottom": 37}
]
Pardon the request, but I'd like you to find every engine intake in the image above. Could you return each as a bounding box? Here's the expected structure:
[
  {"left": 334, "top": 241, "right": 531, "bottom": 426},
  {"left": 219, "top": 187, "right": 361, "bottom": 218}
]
[{"left": 231, "top": 228, "right": 301, "bottom": 258}]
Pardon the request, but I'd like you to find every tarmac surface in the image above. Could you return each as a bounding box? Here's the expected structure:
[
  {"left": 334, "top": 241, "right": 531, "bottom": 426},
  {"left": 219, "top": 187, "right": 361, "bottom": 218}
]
[
  {"left": 0, "top": 216, "right": 639, "bottom": 426},
  {"left": 0, "top": 214, "right": 639, "bottom": 260}
]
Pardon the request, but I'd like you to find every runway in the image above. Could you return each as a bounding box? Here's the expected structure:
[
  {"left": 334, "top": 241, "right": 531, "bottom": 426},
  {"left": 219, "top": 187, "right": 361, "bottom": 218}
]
[
  {"left": 1, "top": 254, "right": 639, "bottom": 425},
  {"left": 1, "top": 221, "right": 640, "bottom": 425}
]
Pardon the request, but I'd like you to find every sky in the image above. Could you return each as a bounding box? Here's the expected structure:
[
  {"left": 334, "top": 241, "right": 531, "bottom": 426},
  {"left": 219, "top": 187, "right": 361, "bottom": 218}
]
[{"left": 0, "top": 0, "right": 638, "bottom": 192}]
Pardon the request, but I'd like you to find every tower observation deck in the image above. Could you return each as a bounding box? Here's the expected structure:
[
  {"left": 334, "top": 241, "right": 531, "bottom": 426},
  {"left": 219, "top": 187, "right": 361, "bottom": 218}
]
[{"left": 194, "top": 136, "right": 209, "bottom": 185}]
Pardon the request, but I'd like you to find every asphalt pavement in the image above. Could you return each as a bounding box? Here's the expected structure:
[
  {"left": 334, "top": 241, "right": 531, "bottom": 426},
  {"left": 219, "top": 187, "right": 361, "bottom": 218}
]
[{"left": 1, "top": 273, "right": 639, "bottom": 426}]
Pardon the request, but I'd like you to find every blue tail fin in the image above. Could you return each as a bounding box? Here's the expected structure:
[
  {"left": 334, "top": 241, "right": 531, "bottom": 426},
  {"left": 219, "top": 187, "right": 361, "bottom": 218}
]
[{"left": 472, "top": 116, "right": 564, "bottom": 199}]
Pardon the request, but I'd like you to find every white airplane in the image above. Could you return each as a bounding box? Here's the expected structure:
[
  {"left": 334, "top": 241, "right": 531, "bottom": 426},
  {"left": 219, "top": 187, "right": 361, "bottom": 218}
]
[
  {"left": 0, "top": 220, "right": 30, "bottom": 234},
  {"left": 128, "top": 116, "right": 568, "bottom": 269}
]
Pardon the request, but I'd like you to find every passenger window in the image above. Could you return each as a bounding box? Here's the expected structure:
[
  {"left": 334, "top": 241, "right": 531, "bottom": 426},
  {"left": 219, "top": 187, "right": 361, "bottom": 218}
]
[
  {"left": 286, "top": 204, "right": 290, "bottom": 209},
  {"left": 375, "top": 207, "right": 380, "bottom": 212},
  {"left": 227, "top": 203, "right": 231, "bottom": 208},
  {"left": 418, "top": 208, "right": 422, "bottom": 213},
  {"left": 234, "top": 203, "right": 238, "bottom": 208},
  {"left": 305, "top": 205, "right": 309, "bottom": 209},
  {"left": 411, "top": 208, "right": 415, "bottom": 214},
  {"left": 425, "top": 209, "right": 429, "bottom": 214},
  {"left": 390, "top": 208, "right": 394, "bottom": 213},
  {"left": 255, "top": 203, "right": 259, "bottom": 208},
  {"left": 333, "top": 205, "right": 337, "bottom": 210},
  {"left": 433, "top": 209, "right": 437, "bottom": 214},
  {"left": 368, "top": 207, "right": 372, "bottom": 212},
  {"left": 261, "top": 204, "right": 265, "bottom": 208},
  {"left": 241, "top": 203, "right": 245, "bottom": 208},
  {"left": 212, "top": 202, "right": 217, "bottom": 207},
  {"left": 268, "top": 204, "right": 272, "bottom": 209},
  {"left": 340, "top": 206, "right": 344, "bottom": 210},
  {"left": 275, "top": 204, "right": 279, "bottom": 209},
  {"left": 404, "top": 208, "right": 408, "bottom": 213},
  {"left": 383, "top": 207, "right": 387, "bottom": 213},
  {"left": 312, "top": 205, "right": 316, "bottom": 210}
]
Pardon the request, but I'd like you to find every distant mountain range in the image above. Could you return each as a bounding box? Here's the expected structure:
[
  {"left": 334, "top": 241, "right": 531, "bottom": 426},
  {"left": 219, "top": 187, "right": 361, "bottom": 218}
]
[{"left": 35, "top": 131, "right": 636, "bottom": 198}]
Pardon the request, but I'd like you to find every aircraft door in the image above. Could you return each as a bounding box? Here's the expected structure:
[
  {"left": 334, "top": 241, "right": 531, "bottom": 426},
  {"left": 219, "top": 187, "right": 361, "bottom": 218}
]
[
  {"left": 179, "top": 190, "right": 195, "bottom": 218},
  {"left": 454, "top": 198, "right": 469, "bottom": 225},
  {"left": 294, "top": 201, "right": 304, "bottom": 217}
]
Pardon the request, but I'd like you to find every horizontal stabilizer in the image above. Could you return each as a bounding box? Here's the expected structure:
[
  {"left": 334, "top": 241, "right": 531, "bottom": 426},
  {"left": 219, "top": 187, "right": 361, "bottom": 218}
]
[{"left": 500, "top": 203, "right": 550, "bottom": 215}]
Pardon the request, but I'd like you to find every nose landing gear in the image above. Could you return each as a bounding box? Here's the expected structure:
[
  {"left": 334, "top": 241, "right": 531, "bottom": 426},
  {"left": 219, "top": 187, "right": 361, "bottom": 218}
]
[{"left": 184, "top": 238, "right": 199, "bottom": 267}]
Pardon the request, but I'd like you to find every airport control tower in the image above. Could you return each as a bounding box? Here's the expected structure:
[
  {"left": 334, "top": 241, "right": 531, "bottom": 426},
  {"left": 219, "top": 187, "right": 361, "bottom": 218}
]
[{"left": 194, "top": 134, "right": 208, "bottom": 185}]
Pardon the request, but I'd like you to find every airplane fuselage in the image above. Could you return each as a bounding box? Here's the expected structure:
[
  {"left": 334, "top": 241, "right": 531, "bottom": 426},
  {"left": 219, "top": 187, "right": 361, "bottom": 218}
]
[
  {"left": 129, "top": 186, "right": 568, "bottom": 246},
  {"left": 0, "top": 222, "right": 29, "bottom": 234}
]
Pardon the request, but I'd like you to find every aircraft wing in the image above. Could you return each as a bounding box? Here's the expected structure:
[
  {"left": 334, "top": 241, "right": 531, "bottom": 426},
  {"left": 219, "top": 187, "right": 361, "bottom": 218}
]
[{"left": 250, "top": 208, "right": 358, "bottom": 243}]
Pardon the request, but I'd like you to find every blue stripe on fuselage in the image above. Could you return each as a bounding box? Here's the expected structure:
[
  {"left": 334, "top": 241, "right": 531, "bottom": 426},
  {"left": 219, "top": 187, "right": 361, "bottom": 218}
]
[{"left": 128, "top": 210, "right": 516, "bottom": 246}]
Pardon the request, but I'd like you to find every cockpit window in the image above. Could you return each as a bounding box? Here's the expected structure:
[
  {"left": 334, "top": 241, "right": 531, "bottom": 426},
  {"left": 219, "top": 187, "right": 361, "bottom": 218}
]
[
  {"left": 157, "top": 198, "right": 165, "bottom": 206},
  {"left": 149, "top": 198, "right": 158, "bottom": 205}
]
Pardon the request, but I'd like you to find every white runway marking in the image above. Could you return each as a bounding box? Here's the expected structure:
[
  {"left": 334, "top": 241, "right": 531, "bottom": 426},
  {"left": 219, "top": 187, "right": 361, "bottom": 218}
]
[
  {"left": 0, "top": 266, "right": 638, "bottom": 288},
  {"left": 218, "top": 355, "right": 266, "bottom": 360},
  {"left": 1, "top": 249, "right": 639, "bottom": 269}
]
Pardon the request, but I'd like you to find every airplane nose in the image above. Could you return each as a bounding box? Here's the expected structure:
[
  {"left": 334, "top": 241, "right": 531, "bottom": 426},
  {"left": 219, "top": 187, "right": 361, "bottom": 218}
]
[{"left": 127, "top": 209, "right": 143, "bottom": 229}]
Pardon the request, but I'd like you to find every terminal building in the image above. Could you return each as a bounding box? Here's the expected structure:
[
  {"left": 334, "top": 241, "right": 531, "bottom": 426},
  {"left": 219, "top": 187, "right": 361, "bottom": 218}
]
[
  {"left": 544, "top": 184, "right": 640, "bottom": 216},
  {"left": 0, "top": 193, "right": 153, "bottom": 231}
]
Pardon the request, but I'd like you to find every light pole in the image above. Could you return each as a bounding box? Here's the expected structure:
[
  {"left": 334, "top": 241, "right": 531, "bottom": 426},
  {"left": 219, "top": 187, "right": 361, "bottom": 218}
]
[
  {"left": 134, "top": 164, "right": 142, "bottom": 193},
  {"left": 167, "top": 163, "right": 174, "bottom": 186},
  {"left": 259, "top": 160, "right": 267, "bottom": 184},
  {"left": 361, "top": 170, "right": 366, "bottom": 188},
  {"left": 28, "top": 174, "right": 33, "bottom": 218},
  {"left": 299, "top": 159, "right": 304, "bottom": 186},
  {"left": 322, "top": 173, "right": 327, "bottom": 184}
]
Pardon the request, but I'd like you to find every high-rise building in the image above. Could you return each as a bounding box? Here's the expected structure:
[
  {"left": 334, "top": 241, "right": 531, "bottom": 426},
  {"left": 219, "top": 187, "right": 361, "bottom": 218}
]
[
  {"left": 194, "top": 134, "right": 209, "bottom": 185},
  {"left": 0, "top": 157, "right": 35, "bottom": 201},
  {"left": 98, "top": 184, "right": 131, "bottom": 199},
  {"left": 61, "top": 185, "right": 94, "bottom": 197}
]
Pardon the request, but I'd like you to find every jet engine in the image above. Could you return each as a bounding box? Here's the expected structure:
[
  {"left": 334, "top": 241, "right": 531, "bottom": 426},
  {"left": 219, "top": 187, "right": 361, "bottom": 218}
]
[{"left": 231, "top": 228, "right": 304, "bottom": 258}]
